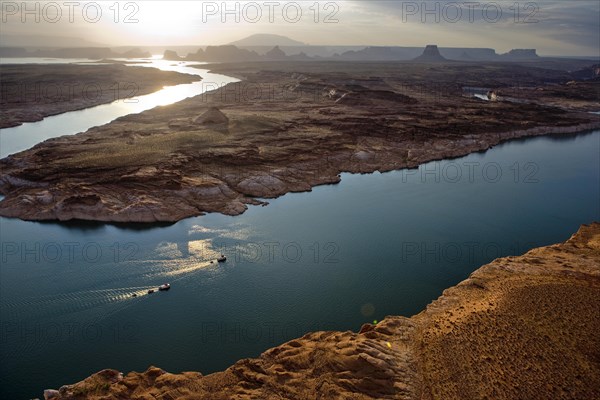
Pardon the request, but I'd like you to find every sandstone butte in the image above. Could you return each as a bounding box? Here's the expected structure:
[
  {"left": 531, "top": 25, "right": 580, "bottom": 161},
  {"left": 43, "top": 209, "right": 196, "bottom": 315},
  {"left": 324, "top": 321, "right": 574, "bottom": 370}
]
[{"left": 43, "top": 222, "right": 600, "bottom": 400}]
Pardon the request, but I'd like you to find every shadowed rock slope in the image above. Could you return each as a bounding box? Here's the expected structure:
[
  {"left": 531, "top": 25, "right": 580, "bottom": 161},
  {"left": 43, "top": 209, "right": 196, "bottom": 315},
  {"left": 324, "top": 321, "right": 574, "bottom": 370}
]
[{"left": 46, "top": 223, "right": 600, "bottom": 400}]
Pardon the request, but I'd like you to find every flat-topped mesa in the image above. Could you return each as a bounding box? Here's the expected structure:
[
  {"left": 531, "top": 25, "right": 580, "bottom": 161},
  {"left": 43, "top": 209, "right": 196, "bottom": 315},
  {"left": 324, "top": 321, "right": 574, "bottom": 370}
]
[
  {"left": 459, "top": 51, "right": 473, "bottom": 60},
  {"left": 501, "top": 49, "right": 539, "bottom": 60},
  {"left": 413, "top": 44, "right": 447, "bottom": 62}
]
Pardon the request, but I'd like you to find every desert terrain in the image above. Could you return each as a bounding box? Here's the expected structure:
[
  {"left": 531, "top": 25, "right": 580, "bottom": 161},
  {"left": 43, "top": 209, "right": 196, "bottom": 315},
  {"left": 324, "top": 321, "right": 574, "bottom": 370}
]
[
  {"left": 0, "top": 60, "right": 598, "bottom": 222},
  {"left": 0, "top": 64, "right": 199, "bottom": 128}
]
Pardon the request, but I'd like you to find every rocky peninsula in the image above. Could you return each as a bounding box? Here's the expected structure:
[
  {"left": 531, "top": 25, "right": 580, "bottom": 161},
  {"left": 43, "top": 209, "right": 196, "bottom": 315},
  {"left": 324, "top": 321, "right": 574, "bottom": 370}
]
[
  {"left": 0, "top": 61, "right": 599, "bottom": 222},
  {"left": 0, "top": 64, "right": 200, "bottom": 128},
  {"left": 43, "top": 222, "right": 600, "bottom": 399}
]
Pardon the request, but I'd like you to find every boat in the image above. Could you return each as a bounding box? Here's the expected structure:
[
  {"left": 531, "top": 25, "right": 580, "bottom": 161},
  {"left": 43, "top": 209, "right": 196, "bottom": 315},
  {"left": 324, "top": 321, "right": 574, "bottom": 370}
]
[
  {"left": 132, "top": 293, "right": 137, "bottom": 297},
  {"left": 158, "top": 283, "right": 171, "bottom": 291},
  {"left": 217, "top": 254, "right": 227, "bottom": 262},
  {"left": 148, "top": 289, "right": 155, "bottom": 294}
]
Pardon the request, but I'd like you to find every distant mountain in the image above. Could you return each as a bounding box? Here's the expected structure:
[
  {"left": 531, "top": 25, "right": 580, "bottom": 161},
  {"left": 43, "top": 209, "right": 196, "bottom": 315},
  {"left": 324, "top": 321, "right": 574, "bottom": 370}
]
[
  {"left": 335, "top": 46, "right": 419, "bottom": 61},
  {"left": 229, "top": 34, "right": 306, "bottom": 47},
  {"left": 202, "top": 45, "right": 262, "bottom": 62},
  {"left": 162, "top": 43, "right": 549, "bottom": 64},
  {"left": 264, "top": 45, "right": 287, "bottom": 60},
  {"left": 163, "top": 50, "right": 183, "bottom": 61},
  {"left": 178, "top": 45, "right": 262, "bottom": 62},
  {"left": 166, "top": 45, "right": 305, "bottom": 63},
  {"left": 335, "top": 46, "right": 498, "bottom": 61}
]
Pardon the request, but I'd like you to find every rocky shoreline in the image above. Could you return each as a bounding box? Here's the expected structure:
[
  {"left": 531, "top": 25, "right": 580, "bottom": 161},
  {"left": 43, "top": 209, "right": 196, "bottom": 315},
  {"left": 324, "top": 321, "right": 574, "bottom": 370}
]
[
  {"left": 42, "top": 222, "right": 600, "bottom": 399},
  {"left": 1, "top": 61, "right": 599, "bottom": 222}
]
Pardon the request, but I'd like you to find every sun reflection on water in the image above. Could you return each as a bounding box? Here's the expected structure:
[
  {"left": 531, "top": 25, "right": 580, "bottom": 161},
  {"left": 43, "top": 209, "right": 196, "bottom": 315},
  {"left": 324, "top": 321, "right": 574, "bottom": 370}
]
[{"left": 151, "top": 238, "right": 224, "bottom": 278}]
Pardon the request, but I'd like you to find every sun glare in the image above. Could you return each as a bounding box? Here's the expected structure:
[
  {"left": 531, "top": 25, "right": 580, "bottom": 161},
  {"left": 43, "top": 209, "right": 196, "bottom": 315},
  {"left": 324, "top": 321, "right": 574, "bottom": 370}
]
[{"left": 118, "top": 2, "right": 203, "bottom": 43}]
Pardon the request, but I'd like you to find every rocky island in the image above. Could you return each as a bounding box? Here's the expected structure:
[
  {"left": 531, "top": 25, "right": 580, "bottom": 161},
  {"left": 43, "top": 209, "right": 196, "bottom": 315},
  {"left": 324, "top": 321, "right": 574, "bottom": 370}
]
[
  {"left": 43, "top": 222, "right": 600, "bottom": 399},
  {"left": 0, "top": 61, "right": 599, "bottom": 222}
]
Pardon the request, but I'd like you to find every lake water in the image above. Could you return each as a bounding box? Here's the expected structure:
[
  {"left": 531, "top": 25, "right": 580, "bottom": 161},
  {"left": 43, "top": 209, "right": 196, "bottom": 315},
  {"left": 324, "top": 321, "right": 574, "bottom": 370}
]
[
  {"left": 0, "top": 60, "right": 599, "bottom": 399},
  {"left": 0, "top": 58, "right": 239, "bottom": 158}
]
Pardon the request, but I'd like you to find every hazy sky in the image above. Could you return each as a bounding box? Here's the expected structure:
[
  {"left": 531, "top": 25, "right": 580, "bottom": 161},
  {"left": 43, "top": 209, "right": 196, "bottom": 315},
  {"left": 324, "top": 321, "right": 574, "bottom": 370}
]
[{"left": 1, "top": 1, "right": 599, "bottom": 55}]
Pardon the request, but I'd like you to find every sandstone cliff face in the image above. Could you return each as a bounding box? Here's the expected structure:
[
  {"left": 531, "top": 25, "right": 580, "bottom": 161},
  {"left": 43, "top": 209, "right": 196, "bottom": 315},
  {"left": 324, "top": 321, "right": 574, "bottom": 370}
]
[{"left": 46, "top": 223, "right": 600, "bottom": 400}]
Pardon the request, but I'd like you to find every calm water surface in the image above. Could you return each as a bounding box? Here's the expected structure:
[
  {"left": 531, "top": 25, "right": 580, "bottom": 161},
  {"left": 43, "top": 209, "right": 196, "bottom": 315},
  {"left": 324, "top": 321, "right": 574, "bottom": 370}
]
[
  {"left": 0, "top": 58, "right": 239, "bottom": 158},
  {"left": 0, "top": 59, "right": 599, "bottom": 399}
]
